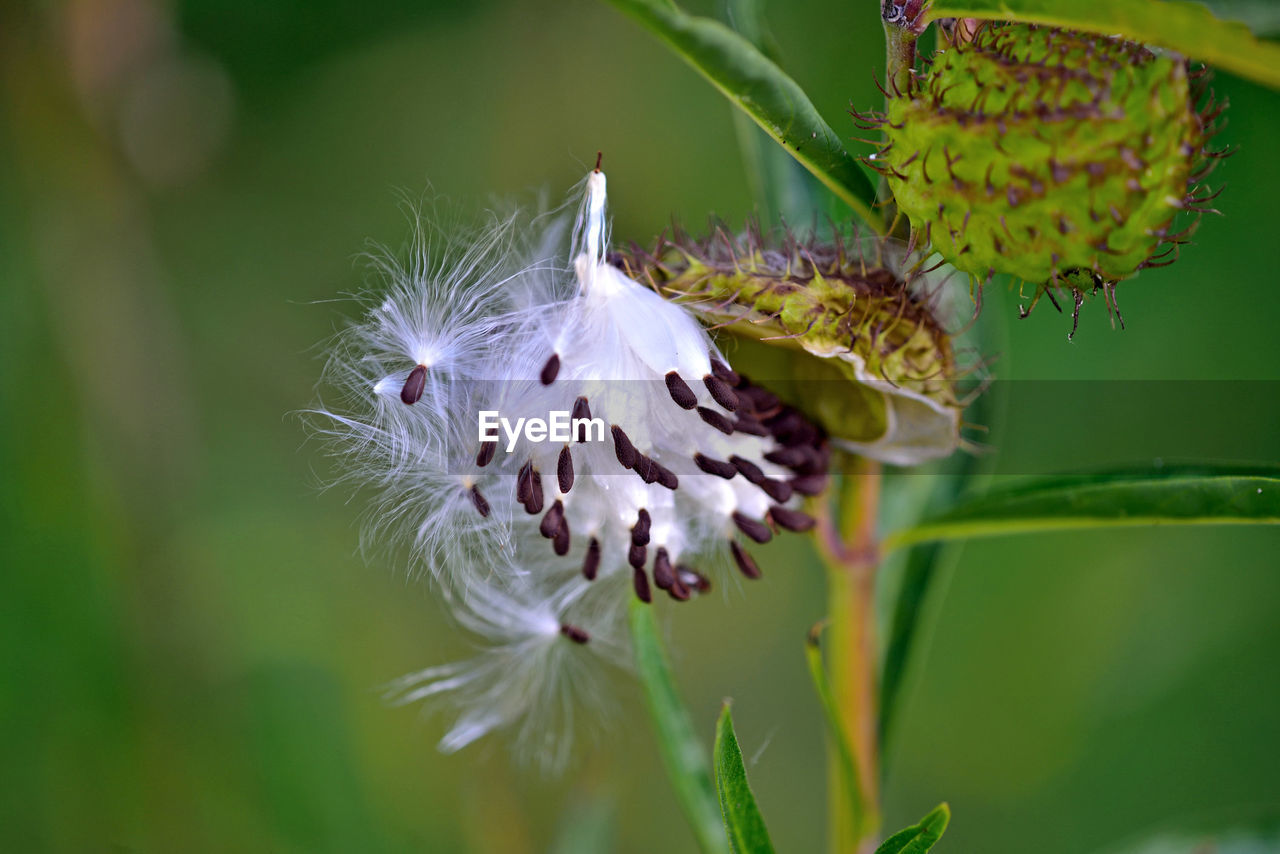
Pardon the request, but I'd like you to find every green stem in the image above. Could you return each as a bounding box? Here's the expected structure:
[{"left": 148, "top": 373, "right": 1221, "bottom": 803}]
[
  {"left": 880, "top": 1, "right": 923, "bottom": 240},
  {"left": 628, "top": 600, "right": 731, "bottom": 854},
  {"left": 818, "top": 457, "right": 883, "bottom": 854},
  {"left": 883, "top": 15, "right": 918, "bottom": 99}
]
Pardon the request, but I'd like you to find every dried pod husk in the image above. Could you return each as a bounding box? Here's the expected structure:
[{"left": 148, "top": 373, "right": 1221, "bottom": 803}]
[
  {"left": 614, "top": 226, "right": 965, "bottom": 465},
  {"left": 862, "top": 22, "right": 1226, "bottom": 329}
]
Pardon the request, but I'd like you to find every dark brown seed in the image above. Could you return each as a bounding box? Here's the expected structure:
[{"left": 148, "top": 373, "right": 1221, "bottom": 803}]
[
  {"left": 572, "top": 397, "right": 592, "bottom": 442},
  {"left": 539, "top": 500, "right": 565, "bottom": 538},
  {"left": 540, "top": 352, "right": 560, "bottom": 385},
  {"left": 694, "top": 453, "right": 738, "bottom": 479},
  {"left": 732, "top": 511, "right": 773, "bottom": 544},
  {"left": 764, "top": 447, "right": 808, "bottom": 469},
  {"left": 710, "top": 358, "right": 741, "bottom": 387},
  {"left": 769, "top": 505, "right": 815, "bottom": 532},
  {"left": 703, "top": 375, "right": 739, "bottom": 411},
  {"left": 582, "top": 537, "right": 601, "bottom": 580},
  {"left": 653, "top": 461, "right": 679, "bottom": 491},
  {"left": 633, "top": 454, "right": 658, "bottom": 484},
  {"left": 652, "top": 547, "right": 675, "bottom": 590},
  {"left": 475, "top": 438, "right": 497, "bottom": 467},
  {"left": 557, "top": 446, "right": 574, "bottom": 494},
  {"left": 730, "top": 541, "right": 762, "bottom": 579},
  {"left": 633, "top": 566, "right": 652, "bottom": 603},
  {"left": 553, "top": 524, "right": 570, "bottom": 556},
  {"left": 732, "top": 417, "right": 770, "bottom": 437},
  {"left": 528, "top": 470, "right": 544, "bottom": 514},
  {"left": 760, "top": 478, "right": 794, "bottom": 504},
  {"left": 791, "top": 473, "right": 828, "bottom": 496},
  {"left": 560, "top": 623, "right": 590, "bottom": 644},
  {"left": 516, "top": 460, "right": 535, "bottom": 504},
  {"left": 631, "top": 508, "right": 651, "bottom": 546},
  {"left": 470, "top": 484, "right": 490, "bottom": 518},
  {"left": 749, "top": 400, "right": 783, "bottom": 420},
  {"left": 629, "top": 541, "right": 647, "bottom": 569},
  {"left": 739, "top": 385, "right": 778, "bottom": 411},
  {"left": 664, "top": 371, "right": 698, "bottom": 409},
  {"left": 762, "top": 408, "right": 799, "bottom": 428},
  {"left": 678, "top": 566, "right": 712, "bottom": 593},
  {"left": 611, "top": 425, "right": 637, "bottom": 468},
  {"left": 792, "top": 423, "right": 821, "bottom": 445},
  {"left": 730, "top": 455, "right": 766, "bottom": 484},
  {"left": 633, "top": 455, "right": 677, "bottom": 490},
  {"left": 774, "top": 421, "right": 819, "bottom": 448},
  {"left": 667, "top": 576, "right": 691, "bottom": 601},
  {"left": 697, "top": 406, "right": 734, "bottom": 435},
  {"left": 400, "top": 364, "right": 427, "bottom": 405}
]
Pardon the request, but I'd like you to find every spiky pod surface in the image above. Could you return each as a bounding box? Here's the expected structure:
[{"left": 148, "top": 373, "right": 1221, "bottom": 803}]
[
  {"left": 868, "top": 23, "right": 1221, "bottom": 302},
  {"left": 616, "top": 228, "right": 964, "bottom": 465}
]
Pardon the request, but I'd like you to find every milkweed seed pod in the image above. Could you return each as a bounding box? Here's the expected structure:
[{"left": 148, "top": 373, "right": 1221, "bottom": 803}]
[
  {"left": 314, "top": 167, "right": 834, "bottom": 770},
  {"left": 862, "top": 22, "right": 1226, "bottom": 334},
  {"left": 615, "top": 226, "right": 965, "bottom": 465}
]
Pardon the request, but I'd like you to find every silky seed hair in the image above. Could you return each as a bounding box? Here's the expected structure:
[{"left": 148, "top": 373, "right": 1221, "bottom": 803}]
[{"left": 314, "top": 162, "right": 832, "bottom": 771}]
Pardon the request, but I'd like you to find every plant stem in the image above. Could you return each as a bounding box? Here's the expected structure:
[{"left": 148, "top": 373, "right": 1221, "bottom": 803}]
[
  {"left": 882, "top": 10, "right": 919, "bottom": 99},
  {"left": 818, "top": 456, "right": 883, "bottom": 854},
  {"left": 879, "top": 0, "right": 924, "bottom": 241},
  {"left": 628, "top": 600, "right": 731, "bottom": 854}
]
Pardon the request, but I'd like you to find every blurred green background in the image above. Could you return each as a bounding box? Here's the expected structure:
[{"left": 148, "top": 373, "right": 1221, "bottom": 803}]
[{"left": 2, "top": 0, "right": 1278, "bottom": 851}]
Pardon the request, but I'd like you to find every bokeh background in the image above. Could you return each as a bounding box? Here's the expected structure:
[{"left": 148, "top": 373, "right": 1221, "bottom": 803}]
[{"left": 3, "top": 0, "right": 1279, "bottom": 851}]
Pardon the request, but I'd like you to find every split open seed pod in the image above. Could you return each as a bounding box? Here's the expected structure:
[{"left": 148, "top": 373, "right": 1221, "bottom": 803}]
[{"left": 616, "top": 227, "right": 968, "bottom": 466}]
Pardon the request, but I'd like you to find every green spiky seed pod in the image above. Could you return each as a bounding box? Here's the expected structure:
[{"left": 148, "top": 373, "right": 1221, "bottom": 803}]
[
  {"left": 615, "top": 227, "right": 964, "bottom": 465},
  {"left": 866, "top": 22, "right": 1223, "bottom": 326}
]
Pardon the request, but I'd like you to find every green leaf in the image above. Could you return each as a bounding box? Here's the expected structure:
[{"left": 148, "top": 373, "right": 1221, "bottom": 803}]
[
  {"left": 877, "top": 470, "right": 971, "bottom": 761},
  {"left": 876, "top": 282, "right": 1008, "bottom": 764},
  {"left": 922, "top": 0, "right": 1280, "bottom": 91},
  {"left": 804, "top": 622, "right": 868, "bottom": 840},
  {"left": 628, "top": 599, "right": 730, "bottom": 854},
  {"left": 1200, "top": 1, "right": 1280, "bottom": 37},
  {"left": 884, "top": 464, "right": 1280, "bottom": 552},
  {"left": 874, "top": 803, "right": 951, "bottom": 854},
  {"left": 603, "top": 0, "right": 882, "bottom": 228},
  {"left": 712, "top": 704, "right": 776, "bottom": 854},
  {"left": 878, "top": 549, "right": 942, "bottom": 752},
  {"left": 724, "top": 0, "right": 822, "bottom": 225}
]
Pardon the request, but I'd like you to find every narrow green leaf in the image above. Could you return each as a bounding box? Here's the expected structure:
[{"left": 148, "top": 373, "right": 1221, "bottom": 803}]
[
  {"left": 922, "top": 0, "right": 1280, "bottom": 90},
  {"left": 628, "top": 600, "right": 730, "bottom": 854},
  {"left": 724, "top": 0, "right": 781, "bottom": 63},
  {"left": 878, "top": 471, "right": 974, "bottom": 762},
  {"left": 885, "top": 465, "right": 1280, "bottom": 552},
  {"left": 878, "top": 551, "right": 940, "bottom": 752},
  {"left": 874, "top": 803, "right": 951, "bottom": 854},
  {"left": 724, "top": 0, "right": 821, "bottom": 225},
  {"left": 603, "top": 0, "right": 882, "bottom": 229},
  {"left": 877, "top": 284, "right": 1007, "bottom": 765},
  {"left": 804, "top": 622, "right": 867, "bottom": 840},
  {"left": 713, "top": 704, "right": 776, "bottom": 854},
  {"left": 1200, "top": 1, "right": 1280, "bottom": 37}
]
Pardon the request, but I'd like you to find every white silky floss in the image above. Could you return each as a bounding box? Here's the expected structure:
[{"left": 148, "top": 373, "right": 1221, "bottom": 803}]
[{"left": 317, "top": 165, "right": 830, "bottom": 771}]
